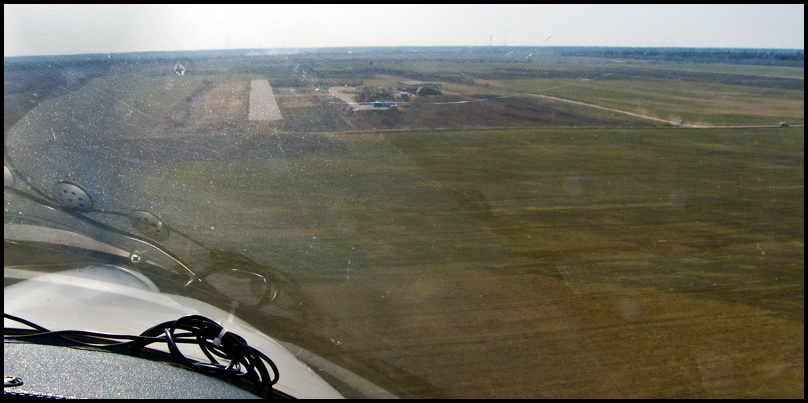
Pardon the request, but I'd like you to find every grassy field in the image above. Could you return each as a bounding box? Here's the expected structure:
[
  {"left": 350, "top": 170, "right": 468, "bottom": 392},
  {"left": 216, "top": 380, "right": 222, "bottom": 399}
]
[
  {"left": 488, "top": 78, "right": 804, "bottom": 126},
  {"left": 621, "top": 60, "right": 805, "bottom": 80},
  {"left": 5, "top": 50, "right": 804, "bottom": 398},
  {"left": 142, "top": 127, "right": 803, "bottom": 398}
]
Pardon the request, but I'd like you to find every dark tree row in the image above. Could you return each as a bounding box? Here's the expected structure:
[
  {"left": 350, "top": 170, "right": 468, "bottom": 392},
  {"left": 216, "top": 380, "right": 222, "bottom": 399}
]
[{"left": 556, "top": 48, "right": 804, "bottom": 67}]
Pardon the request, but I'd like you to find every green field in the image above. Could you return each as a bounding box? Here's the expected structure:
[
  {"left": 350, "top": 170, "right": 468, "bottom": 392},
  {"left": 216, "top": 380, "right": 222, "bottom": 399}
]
[
  {"left": 5, "top": 49, "right": 804, "bottom": 398},
  {"left": 489, "top": 78, "right": 804, "bottom": 126},
  {"left": 143, "top": 127, "right": 803, "bottom": 398},
  {"left": 623, "top": 61, "right": 804, "bottom": 80}
]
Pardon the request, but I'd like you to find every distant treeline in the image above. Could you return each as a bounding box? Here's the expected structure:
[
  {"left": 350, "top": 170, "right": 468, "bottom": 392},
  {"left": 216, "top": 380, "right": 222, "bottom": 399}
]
[
  {"left": 6, "top": 46, "right": 804, "bottom": 68},
  {"left": 556, "top": 47, "right": 804, "bottom": 67},
  {"left": 4, "top": 46, "right": 802, "bottom": 93}
]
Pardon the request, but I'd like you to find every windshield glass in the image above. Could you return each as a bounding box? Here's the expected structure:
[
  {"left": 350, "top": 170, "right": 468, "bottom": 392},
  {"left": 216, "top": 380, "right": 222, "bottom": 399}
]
[{"left": 4, "top": 5, "right": 804, "bottom": 398}]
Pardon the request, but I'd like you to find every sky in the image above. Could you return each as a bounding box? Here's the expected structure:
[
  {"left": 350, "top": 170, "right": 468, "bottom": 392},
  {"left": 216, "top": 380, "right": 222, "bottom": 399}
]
[{"left": 4, "top": 4, "right": 805, "bottom": 57}]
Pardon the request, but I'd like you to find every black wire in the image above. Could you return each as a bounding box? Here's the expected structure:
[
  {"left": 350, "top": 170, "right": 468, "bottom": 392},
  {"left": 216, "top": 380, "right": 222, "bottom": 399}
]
[{"left": 4, "top": 313, "right": 279, "bottom": 398}]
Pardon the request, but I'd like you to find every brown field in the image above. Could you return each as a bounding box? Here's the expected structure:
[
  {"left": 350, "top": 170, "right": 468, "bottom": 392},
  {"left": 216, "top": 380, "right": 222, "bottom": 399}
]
[
  {"left": 148, "top": 80, "right": 249, "bottom": 138},
  {"left": 274, "top": 87, "right": 328, "bottom": 108},
  {"left": 4, "top": 51, "right": 804, "bottom": 399}
]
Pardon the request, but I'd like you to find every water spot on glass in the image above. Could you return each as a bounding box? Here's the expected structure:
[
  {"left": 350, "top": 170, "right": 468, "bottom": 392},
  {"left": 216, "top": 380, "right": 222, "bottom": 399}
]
[
  {"left": 563, "top": 176, "right": 584, "bottom": 196},
  {"left": 618, "top": 299, "right": 642, "bottom": 321}
]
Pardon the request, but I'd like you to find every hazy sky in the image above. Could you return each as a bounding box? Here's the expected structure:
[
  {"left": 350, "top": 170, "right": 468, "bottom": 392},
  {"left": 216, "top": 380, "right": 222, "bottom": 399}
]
[{"left": 5, "top": 4, "right": 804, "bottom": 56}]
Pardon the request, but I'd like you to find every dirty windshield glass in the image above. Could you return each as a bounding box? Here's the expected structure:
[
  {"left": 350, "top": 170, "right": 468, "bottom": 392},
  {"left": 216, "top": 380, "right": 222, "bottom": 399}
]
[{"left": 4, "top": 5, "right": 804, "bottom": 398}]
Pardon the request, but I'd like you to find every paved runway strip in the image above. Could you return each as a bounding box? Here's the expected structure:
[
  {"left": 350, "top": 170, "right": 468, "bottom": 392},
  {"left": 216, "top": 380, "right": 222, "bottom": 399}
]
[{"left": 248, "top": 80, "right": 282, "bottom": 121}]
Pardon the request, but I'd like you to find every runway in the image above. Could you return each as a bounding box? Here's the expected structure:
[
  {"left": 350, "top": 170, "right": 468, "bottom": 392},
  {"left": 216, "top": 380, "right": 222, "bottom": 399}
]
[{"left": 249, "top": 80, "right": 283, "bottom": 121}]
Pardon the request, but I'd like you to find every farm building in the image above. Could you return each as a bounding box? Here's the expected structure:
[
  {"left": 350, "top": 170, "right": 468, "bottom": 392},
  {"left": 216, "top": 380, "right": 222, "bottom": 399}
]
[{"left": 399, "top": 80, "right": 442, "bottom": 96}]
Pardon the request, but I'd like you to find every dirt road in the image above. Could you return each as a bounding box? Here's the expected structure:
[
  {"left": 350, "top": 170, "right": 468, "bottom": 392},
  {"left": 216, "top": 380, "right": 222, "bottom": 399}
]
[
  {"left": 533, "top": 94, "right": 802, "bottom": 128},
  {"left": 533, "top": 94, "right": 678, "bottom": 125}
]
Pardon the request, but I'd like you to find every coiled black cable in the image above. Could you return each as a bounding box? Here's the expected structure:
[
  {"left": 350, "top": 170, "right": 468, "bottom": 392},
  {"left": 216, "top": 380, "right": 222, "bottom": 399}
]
[{"left": 4, "top": 313, "right": 279, "bottom": 398}]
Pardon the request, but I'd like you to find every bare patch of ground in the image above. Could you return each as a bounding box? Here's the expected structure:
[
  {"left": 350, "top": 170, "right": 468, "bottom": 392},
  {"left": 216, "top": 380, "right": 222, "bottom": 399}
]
[
  {"left": 327, "top": 86, "right": 391, "bottom": 111},
  {"left": 361, "top": 74, "right": 405, "bottom": 89},
  {"left": 274, "top": 87, "right": 326, "bottom": 108},
  {"left": 148, "top": 80, "right": 249, "bottom": 138}
]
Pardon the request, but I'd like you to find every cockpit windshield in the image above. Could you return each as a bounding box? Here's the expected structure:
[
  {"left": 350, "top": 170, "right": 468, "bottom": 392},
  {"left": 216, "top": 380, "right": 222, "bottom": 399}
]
[{"left": 4, "top": 5, "right": 804, "bottom": 398}]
